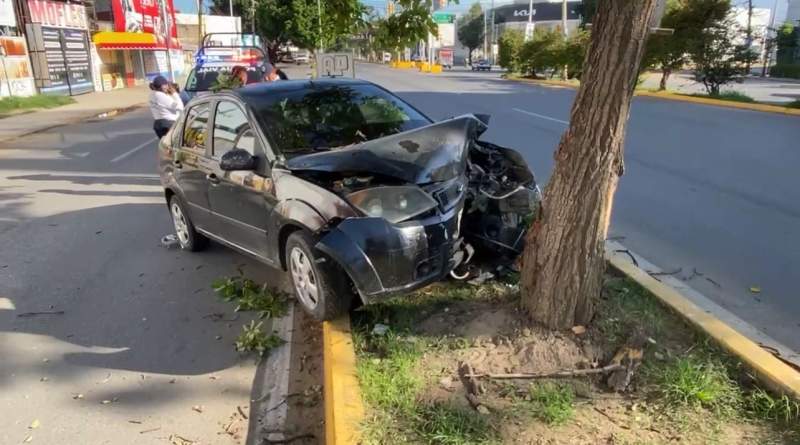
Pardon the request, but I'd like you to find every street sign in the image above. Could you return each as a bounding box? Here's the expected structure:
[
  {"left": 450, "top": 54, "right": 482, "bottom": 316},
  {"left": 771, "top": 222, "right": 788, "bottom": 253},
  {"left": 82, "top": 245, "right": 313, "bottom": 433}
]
[
  {"left": 316, "top": 52, "right": 355, "bottom": 78},
  {"left": 432, "top": 12, "right": 455, "bottom": 24}
]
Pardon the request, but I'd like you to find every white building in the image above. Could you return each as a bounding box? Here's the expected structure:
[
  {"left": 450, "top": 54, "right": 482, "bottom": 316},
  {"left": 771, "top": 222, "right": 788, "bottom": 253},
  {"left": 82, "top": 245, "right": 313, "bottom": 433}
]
[{"left": 730, "top": 6, "right": 772, "bottom": 60}]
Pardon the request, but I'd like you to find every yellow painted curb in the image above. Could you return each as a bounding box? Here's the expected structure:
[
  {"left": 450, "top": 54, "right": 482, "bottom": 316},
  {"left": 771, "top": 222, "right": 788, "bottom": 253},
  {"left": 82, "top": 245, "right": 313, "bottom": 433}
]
[
  {"left": 635, "top": 90, "right": 800, "bottom": 116},
  {"left": 506, "top": 76, "right": 800, "bottom": 116},
  {"left": 323, "top": 315, "right": 364, "bottom": 445},
  {"left": 606, "top": 247, "right": 800, "bottom": 400}
]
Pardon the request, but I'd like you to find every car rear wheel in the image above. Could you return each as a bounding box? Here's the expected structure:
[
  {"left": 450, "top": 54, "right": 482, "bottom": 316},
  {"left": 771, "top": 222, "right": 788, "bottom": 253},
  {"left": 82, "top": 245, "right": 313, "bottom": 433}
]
[
  {"left": 285, "top": 231, "right": 352, "bottom": 321},
  {"left": 169, "top": 195, "right": 208, "bottom": 252}
]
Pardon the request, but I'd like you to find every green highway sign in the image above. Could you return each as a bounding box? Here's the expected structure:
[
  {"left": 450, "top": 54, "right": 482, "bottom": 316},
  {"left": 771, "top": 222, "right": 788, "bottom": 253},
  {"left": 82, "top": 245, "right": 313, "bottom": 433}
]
[{"left": 433, "top": 12, "right": 455, "bottom": 24}]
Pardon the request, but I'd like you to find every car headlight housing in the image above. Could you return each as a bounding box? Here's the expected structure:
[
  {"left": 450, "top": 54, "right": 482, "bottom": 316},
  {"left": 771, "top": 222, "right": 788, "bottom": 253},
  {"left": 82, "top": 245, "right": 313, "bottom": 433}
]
[{"left": 346, "top": 186, "right": 438, "bottom": 224}]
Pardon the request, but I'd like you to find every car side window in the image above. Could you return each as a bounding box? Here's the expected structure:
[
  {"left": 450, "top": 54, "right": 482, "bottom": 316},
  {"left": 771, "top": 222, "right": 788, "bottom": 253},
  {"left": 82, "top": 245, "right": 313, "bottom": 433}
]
[
  {"left": 183, "top": 103, "right": 210, "bottom": 152},
  {"left": 213, "top": 101, "right": 253, "bottom": 158}
]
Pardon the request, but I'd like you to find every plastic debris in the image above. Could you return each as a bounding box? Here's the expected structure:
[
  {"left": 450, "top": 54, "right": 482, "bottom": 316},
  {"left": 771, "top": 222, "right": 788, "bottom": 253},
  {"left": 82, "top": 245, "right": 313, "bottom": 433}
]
[
  {"left": 161, "top": 234, "right": 179, "bottom": 248},
  {"left": 467, "top": 271, "right": 494, "bottom": 286},
  {"left": 371, "top": 324, "right": 389, "bottom": 336}
]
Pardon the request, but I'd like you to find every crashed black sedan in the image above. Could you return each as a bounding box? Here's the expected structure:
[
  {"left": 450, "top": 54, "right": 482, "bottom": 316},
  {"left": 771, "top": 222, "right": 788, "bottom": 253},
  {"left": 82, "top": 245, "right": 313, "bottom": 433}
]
[{"left": 159, "top": 78, "right": 540, "bottom": 320}]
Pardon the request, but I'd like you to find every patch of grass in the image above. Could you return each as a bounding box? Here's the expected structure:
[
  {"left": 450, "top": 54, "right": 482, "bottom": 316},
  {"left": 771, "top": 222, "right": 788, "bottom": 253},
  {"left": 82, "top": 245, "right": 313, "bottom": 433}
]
[
  {"left": 212, "top": 273, "right": 288, "bottom": 318},
  {"left": 690, "top": 91, "right": 756, "bottom": 103},
  {"left": 744, "top": 387, "right": 800, "bottom": 424},
  {"left": 786, "top": 99, "right": 800, "bottom": 109},
  {"left": 523, "top": 382, "right": 575, "bottom": 425},
  {"left": 647, "top": 351, "right": 742, "bottom": 417},
  {"left": 234, "top": 320, "right": 284, "bottom": 356},
  {"left": 355, "top": 330, "right": 423, "bottom": 414},
  {"left": 353, "top": 282, "right": 514, "bottom": 333},
  {"left": 598, "top": 277, "right": 670, "bottom": 347},
  {"left": 0, "top": 95, "right": 75, "bottom": 115},
  {"left": 413, "top": 402, "right": 496, "bottom": 445}
]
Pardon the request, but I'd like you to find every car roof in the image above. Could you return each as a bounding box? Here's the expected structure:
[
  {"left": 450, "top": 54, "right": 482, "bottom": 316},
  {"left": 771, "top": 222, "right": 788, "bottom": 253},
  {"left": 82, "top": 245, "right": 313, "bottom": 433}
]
[{"left": 232, "top": 78, "right": 376, "bottom": 106}]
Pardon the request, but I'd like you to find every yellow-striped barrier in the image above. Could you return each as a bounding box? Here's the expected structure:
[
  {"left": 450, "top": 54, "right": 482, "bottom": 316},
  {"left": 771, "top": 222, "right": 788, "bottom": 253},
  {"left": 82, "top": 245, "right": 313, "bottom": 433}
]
[{"left": 323, "top": 315, "right": 364, "bottom": 445}]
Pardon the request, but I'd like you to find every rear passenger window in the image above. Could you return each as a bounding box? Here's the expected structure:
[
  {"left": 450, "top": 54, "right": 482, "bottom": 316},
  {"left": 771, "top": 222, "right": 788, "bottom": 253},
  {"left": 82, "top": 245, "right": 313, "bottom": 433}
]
[
  {"left": 213, "top": 101, "right": 253, "bottom": 158},
  {"left": 183, "top": 103, "right": 209, "bottom": 152}
]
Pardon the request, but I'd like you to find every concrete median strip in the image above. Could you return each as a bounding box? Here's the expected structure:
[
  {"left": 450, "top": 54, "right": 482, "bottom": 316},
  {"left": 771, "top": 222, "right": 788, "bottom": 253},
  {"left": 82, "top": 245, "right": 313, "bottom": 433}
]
[
  {"left": 322, "top": 245, "right": 800, "bottom": 444},
  {"left": 323, "top": 315, "right": 364, "bottom": 445},
  {"left": 507, "top": 75, "right": 800, "bottom": 116}
]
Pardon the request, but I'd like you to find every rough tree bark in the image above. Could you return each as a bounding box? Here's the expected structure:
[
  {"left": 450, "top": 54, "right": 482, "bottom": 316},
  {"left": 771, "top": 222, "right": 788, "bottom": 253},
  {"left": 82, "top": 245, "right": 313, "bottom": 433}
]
[{"left": 520, "top": 0, "right": 659, "bottom": 329}]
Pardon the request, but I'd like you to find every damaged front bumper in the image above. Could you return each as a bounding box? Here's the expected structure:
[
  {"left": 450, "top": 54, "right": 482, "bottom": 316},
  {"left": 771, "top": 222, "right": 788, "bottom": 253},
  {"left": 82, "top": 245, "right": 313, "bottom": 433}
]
[{"left": 315, "top": 213, "right": 460, "bottom": 304}]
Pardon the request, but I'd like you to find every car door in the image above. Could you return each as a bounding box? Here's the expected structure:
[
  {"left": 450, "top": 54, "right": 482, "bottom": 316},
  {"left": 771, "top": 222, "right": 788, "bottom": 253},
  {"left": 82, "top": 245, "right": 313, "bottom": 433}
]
[
  {"left": 175, "top": 101, "right": 216, "bottom": 230},
  {"left": 207, "top": 99, "right": 274, "bottom": 262}
]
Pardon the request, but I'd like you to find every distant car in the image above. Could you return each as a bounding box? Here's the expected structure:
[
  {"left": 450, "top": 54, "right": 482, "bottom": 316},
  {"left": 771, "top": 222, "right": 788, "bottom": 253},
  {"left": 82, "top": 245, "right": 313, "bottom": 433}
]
[
  {"left": 411, "top": 54, "right": 423, "bottom": 62},
  {"left": 158, "top": 79, "right": 540, "bottom": 321},
  {"left": 293, "top": 51, "right": 310, "bottom": 64},
  {"left": 472, "top": 59, "right": 491, "bottom": 71},
  {"left": 382, "top": 52, "right": 392, "bottom": 63}
]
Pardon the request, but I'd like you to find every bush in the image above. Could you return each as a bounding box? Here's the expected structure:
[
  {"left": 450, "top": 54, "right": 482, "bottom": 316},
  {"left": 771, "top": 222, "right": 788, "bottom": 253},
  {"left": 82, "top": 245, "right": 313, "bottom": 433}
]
[
  {"left": 769, "top": 64, "right": 800, "bottom": 79},
  {"left": 498, "top": 29, "right": 524, "bottom": 72},
  {"left": 713, "top": 91, "right": 756, "bottom": 103},
  {"left": 0, "top": 95, "right": 74, "bottom": 114}
]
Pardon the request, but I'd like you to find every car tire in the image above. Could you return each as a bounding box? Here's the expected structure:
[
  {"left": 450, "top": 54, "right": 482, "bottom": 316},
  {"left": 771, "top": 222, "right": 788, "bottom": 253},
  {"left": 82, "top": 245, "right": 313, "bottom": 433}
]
[
  {"left": 169, "top": 195, "right": 208, "bottom": 252},
  {"left": 285, "top": 231, "right": 352, "bottom": 321}
]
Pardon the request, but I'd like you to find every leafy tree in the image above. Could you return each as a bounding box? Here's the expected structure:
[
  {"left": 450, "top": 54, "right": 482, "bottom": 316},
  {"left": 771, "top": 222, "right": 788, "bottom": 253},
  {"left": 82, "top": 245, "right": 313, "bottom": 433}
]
[
  {"left": 517, "top": 29, "right": 562, "bottom": 77},
  {"left": 372, "top": 0, "right": 438, "bottom": 60},
  {"left": 252, "top": 0, "right": 364, "bottom": 60},
  {"left": 774, "top": 22, "right": 798, "bottom": 65},
  {"left": 558, "top": 30, "right": 590, "bottom": 79},
  {"left": 457, "top": 3, "right": 484, "bottom": 64},
  {"left": 690, "top": 19, "right": 755, "bottom": 95},
  {"left": 644, "top": 0, "right": 730, "bottom": 90},
  {"left": 498, "top": 29, "right": 524, "bottom": 71}
]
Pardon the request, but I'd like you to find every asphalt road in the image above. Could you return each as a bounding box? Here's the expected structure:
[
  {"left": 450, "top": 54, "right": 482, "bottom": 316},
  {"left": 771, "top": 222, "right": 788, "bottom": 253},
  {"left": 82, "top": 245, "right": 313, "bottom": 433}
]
[
  {"left": 353, "top": 63, "right": 800, "bottom": 357},
  {"left": 0, "top": 107, "right": 287, "bottom": 444}
]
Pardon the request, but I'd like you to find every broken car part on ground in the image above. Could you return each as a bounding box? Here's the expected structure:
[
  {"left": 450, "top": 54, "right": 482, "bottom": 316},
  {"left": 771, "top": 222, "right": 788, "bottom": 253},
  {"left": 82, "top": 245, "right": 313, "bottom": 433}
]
[{"left": 159, "top": 80, "right": 540, "bottom": 320}]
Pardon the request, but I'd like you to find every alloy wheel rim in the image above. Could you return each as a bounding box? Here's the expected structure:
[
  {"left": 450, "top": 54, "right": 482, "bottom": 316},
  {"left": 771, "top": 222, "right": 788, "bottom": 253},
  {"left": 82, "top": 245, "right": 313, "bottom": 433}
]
[
  {"left": 289, "top": 247, "right": 319, "bottom": 310},
  {"left": 171, "top": 202, "right": 190, "bottom": 246}
]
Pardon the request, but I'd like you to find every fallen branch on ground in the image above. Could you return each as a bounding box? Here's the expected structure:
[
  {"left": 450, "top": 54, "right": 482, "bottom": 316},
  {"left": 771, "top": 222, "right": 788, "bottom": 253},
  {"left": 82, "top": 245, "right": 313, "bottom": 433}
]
[{"left": 464, "top": 363, "right": 624, "bottom": 380}]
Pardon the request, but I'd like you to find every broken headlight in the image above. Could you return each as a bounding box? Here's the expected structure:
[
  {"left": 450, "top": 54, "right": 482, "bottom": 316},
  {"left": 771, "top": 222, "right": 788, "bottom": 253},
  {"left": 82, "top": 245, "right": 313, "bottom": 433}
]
[{"left": 346, "top": 186, "right": 438, "bottom": 224}]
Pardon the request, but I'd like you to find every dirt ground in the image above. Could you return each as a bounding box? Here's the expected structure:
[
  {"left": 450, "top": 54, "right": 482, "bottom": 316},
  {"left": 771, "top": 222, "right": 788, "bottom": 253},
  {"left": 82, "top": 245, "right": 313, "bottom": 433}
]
[{"left": 354, "top": 277, "right": 799, "bottom": 445}]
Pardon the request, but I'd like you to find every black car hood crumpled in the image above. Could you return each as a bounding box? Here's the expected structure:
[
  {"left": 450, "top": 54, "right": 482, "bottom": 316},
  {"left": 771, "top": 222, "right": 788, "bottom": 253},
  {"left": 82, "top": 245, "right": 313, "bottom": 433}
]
[{"left": 284, "top": 115, "right": 488, "bottom": 184}]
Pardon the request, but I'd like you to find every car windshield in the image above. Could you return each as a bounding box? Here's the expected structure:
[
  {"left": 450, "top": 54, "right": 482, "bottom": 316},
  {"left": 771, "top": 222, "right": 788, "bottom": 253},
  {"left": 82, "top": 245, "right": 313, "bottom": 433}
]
[
  {"left": 252, "top": 84, "right": 431, "bottom": 155},
  {"left": 185, "top": 66, "right": 264, "bottom": 92}
]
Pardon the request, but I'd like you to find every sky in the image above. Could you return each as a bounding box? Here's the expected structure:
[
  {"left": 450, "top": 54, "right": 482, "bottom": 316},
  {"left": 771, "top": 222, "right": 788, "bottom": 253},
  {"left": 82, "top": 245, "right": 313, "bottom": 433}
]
[{"left": 173, "top": 0, "right": 790, "bottom": 24}]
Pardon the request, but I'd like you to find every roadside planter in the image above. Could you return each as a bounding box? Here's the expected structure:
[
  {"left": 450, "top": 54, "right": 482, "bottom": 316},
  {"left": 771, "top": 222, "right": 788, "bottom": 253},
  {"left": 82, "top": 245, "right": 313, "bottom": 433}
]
[{"left": 323, "top": 255, "right": 800, "bottom": 444}]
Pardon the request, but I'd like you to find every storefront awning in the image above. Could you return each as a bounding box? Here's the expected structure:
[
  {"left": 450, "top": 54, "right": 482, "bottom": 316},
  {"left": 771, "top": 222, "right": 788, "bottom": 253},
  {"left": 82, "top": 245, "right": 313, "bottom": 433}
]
[{"left": 93, "top": 32, "right": 181, "bottom": 50}]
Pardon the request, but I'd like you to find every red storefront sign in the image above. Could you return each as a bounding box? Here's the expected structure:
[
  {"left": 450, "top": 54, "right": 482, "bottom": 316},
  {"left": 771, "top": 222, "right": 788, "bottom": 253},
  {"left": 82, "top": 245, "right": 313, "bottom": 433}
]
[
  {"left": 112, "top": 0, "right": 178, "bottom": 45},
  {"left": 27, "top": 0, "right": 88, "bottom": 29}
]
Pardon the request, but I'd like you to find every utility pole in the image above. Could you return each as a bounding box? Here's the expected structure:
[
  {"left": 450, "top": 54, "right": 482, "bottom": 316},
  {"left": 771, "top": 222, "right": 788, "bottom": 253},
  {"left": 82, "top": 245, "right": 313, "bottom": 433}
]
[
  {"left": 483, "top": 4, "right": 487, "bottom": 59},
  {"left": 317, "top": 0, "right": 323, "bottom": 52},
  {"left": 251, "top": 0, "right": 255, "bottom": 34},
  {"left": 561, "top": 0, "right": 568, "bottom": 79},
  {"left": 162, "top": 0, "right": 174, "bottom": 81},
  {"left": 762, "top": 0, "right": 779, "bottom": 76},
  {"left": 746, "top": 0, "right": 753, "bottom": 74},
  {"left": 197, "top": 0, "right": 203, "bottom": 45},
  {"left": 229, "top": 0, "right": 232, "bottom": 16},
  {"left": 489, "top": 0, "right": 494, "bottom": 65},
  {"left": 525, "top": 0, "right": 534, "bottom": 41}
]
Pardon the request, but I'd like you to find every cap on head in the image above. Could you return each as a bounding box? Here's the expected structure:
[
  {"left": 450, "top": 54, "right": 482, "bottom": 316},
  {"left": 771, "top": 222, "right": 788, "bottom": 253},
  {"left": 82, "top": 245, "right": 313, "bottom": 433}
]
[{"left": 151, "top": 75, "right": 169, "bottom": 88}]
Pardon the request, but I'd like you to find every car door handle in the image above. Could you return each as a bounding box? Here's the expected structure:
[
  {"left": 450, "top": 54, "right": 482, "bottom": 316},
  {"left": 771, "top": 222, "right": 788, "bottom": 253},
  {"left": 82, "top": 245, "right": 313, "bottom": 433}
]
[{"left": 206, "top": 173, "right": 220, "bottom": 185}]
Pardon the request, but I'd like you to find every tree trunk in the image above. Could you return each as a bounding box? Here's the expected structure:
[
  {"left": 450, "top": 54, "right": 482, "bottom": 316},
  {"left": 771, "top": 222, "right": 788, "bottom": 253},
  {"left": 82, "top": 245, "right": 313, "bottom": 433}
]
[
  {"left": 520, "top": 0, "right": 658, "bottom": 330},
  {"left": 659, "top": 68, "right": 670, "bottom": 90}
]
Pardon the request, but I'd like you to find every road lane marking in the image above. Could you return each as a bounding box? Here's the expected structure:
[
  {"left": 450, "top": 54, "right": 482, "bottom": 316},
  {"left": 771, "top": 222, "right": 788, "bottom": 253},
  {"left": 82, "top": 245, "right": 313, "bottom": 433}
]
[
  {"left": 513, "top": 108, "right": 569, "bottom": 125},
  {"left": 110, "top": 137, "right": 158, "bottom": 163}
]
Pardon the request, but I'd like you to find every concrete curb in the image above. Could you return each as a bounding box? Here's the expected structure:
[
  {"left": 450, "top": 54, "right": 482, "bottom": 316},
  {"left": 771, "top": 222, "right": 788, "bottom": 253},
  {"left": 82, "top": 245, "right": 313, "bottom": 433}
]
[
  {"left": 507, "top": 76, "right": 800, "bottom": 116},
  {"left": 606, "top": 241, "right": 800, "bottom": 400},
  {"left": 323, "top": 314, "right": 364, "bottom": 445}
]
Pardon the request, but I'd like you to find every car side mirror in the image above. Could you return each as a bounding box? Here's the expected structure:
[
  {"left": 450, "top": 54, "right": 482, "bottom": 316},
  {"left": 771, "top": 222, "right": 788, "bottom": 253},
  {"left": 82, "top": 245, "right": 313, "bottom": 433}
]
[{"left": 219, "top": 149, "right": 256, "bottom": 171}]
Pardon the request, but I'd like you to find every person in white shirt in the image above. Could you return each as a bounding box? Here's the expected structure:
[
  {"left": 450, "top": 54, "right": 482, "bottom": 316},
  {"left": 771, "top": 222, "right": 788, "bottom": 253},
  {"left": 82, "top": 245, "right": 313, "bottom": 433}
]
[{"left": 148, "top": 75, "right": 184, "bottom": 138}]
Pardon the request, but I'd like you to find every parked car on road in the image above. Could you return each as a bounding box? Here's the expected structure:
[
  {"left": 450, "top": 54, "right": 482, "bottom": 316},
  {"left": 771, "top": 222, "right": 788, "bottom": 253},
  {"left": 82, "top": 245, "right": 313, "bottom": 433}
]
[
  {"left": 472, "top": 59, "right": 492, "bottom": 71},
  {"left": 159, "top": 79, "right": 540, "bottom": 320},
  {"left": 293, "top": 50, "right": 310, "bottom": 64}
]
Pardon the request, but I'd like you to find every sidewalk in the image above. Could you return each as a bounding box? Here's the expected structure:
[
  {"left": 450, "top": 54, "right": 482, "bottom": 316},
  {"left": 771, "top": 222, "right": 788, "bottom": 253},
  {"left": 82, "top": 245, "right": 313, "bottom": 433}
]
[
  {"left": 640, "top": 71, "right": 800, "bottom": 104},
  {"left": 0, "top": 86, "right": 150, "bottom": 142}
]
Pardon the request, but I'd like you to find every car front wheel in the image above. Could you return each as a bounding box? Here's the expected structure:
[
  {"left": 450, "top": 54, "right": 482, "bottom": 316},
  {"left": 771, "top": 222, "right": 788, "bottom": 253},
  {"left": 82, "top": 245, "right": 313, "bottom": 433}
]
[
  {"left": 169, "top": 195, "right": 208, "bottom": 251},
  {"left": 285, "top": 231, "right": 352, "bottom": 321}
]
